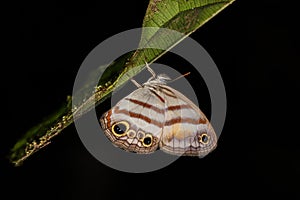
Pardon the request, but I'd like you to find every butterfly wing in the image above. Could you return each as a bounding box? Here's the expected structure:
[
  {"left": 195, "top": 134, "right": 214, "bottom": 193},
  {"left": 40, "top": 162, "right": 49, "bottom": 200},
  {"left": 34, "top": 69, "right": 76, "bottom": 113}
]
[
  {"left": 158, "top": 85, "right": 217, "bottom": 157},
  {"left": 100, "top": 87, "right": 165, "bottom": 154}
]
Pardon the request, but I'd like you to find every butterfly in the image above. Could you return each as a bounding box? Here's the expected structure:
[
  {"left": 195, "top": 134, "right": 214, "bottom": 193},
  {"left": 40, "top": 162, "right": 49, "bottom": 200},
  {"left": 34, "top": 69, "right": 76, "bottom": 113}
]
[{"left": 100, "top": 63, "right": 217, "bottom": 157}]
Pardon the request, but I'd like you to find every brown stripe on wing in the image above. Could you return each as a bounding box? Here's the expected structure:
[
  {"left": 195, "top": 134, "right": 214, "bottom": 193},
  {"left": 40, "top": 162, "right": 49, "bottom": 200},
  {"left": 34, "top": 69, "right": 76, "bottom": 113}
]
[
  {"left": 167, "top": 104, "right": 193, "bottom": 111},
  {"left": 148, "top": 88, "right": 165, "bottom": 103},
  {"left": 146, "top": 85, "right": 178, "bottom": 102},
  {"left": 165, "top": 117, "right": 207, "bottom": 126},
  {"left": 126, "top": 98, "right": 193, "bottom": 113},
  {"left": 114, "top": 106, "right": 164, "bottom": 127},
  {"left": 159, "top": 86, "right": 177, "bottom": 98},
  {"left": 125, "top": 98, "right": 164, "bottom": 114}
]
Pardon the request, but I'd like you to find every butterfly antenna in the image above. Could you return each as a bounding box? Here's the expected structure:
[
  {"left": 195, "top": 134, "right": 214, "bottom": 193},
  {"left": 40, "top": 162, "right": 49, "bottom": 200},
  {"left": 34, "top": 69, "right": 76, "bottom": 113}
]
[{"left": 168, "top": 72, "right": 191, "bottom": 83}]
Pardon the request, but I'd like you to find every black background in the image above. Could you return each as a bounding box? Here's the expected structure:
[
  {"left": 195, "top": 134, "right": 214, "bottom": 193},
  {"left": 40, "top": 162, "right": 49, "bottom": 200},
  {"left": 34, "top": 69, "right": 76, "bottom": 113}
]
[{"left": 2, "top": 0, "right": 300, "bottom": 199}]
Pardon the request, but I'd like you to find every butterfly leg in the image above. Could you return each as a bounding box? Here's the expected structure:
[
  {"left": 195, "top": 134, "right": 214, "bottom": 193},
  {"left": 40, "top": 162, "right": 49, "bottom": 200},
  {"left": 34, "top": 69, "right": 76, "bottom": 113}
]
[
  {"left": 131, "top": 79, "right": 142, "bottom": 88},
  {"left": 145, "top": 61, "right": 156, "bottom": 78},
  {"left": 130, "top": 62, "right": 155, "bottom": 88}
]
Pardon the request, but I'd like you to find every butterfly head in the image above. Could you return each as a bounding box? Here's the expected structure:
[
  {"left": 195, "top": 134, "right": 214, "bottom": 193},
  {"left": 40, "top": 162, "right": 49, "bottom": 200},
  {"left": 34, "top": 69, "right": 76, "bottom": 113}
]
[{"left": 144, "top": 74, "right": 171, "bottom": 86}]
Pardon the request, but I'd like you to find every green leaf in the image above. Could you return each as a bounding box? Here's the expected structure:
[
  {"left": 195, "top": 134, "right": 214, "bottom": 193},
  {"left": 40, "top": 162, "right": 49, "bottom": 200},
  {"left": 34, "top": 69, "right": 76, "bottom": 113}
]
[
  {"left": 9, "top": 0, "right": 235, "bottom": 166},
  {"left": 126, "top": 0, "right": 236, "bottom": 73}
]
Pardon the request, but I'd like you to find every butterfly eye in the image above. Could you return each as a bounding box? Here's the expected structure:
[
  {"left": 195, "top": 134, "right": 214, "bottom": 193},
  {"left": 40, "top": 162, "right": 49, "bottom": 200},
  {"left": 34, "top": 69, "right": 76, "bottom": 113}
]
[
  {"left": 199, "top": 133, "right": 209, "bottom": 144},
  {"left": 142, "top": 134, "right": 153, "bottom": 147},
  {"left": 112, "top": 121, "right": 129, "bottom": 137}
]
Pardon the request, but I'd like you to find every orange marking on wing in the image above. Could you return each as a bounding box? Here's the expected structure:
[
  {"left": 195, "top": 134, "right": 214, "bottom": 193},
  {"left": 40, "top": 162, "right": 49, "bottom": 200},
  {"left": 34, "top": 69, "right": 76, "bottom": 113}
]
[
  {"left": 105, "top": 109, "right": 112, "bottom": 128},
  {"left": 164, "top": 124, "right": 196, "bottom": 142}
]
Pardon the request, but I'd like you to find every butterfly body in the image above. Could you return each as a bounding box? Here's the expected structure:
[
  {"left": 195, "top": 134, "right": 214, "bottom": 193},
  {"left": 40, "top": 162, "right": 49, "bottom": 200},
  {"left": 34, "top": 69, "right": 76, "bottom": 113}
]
[{"left": 100, "top": 67, "right": 217, "bottom": 157}]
